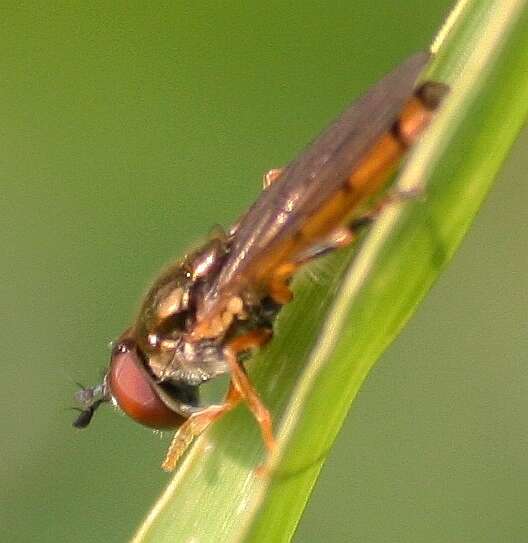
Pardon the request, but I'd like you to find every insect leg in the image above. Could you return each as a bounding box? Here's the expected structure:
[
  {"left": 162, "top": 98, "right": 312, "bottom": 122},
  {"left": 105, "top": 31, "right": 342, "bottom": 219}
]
[
  {"left": 262, "top": 168, "right": 283, "bottom": 189},
  {"left": 291, "top": 228, "right": 357, "bottom": 265},
  {"left": 348, "top": 187, "right": 423, "bottom": 231},
  {"left": 162, "top": 384, "right": 242, "bottom": 471},
  {"left": 266, "top": 235, "right": 353, "bottom": 303},
  {"left": 267, "top": 261, "right": 296, "bottom": 304},
  {"left": 224, "top": 330, "right": 276, "bottom": 455},
  {"left": 290, "top": 187, "right": 423, "bottom": 267},
  {"left": 162, "top": 329, "right": 275, "bottom": 471},
  {"left": 264, "top": 186, "right": 420, "bottom": 299},
  {"left": 226, "top": 169, "right": 284, "bottom": 237}
]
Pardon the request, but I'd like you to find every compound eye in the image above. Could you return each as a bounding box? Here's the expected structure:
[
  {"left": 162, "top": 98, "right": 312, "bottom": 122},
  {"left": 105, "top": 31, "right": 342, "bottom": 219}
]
[{"left": 107, "top": 343, "right": 184, "bottom": 429}]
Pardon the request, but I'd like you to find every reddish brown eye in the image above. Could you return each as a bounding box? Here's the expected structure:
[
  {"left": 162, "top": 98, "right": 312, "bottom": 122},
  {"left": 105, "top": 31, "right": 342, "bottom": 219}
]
[{"left": 107, "top": 344, "right": 184, "bottom": 429}]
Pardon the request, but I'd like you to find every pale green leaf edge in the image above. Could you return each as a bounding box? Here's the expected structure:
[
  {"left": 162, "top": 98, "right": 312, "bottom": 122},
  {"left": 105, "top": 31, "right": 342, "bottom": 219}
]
[{"left": 132, "top": 1, "right": 528, "bottom": 542}]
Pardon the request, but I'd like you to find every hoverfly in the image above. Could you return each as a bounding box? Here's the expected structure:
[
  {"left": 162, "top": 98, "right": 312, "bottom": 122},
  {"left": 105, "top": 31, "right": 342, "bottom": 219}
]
[{"left": 74, "top": 52, "right": 448, "bottom": 471}]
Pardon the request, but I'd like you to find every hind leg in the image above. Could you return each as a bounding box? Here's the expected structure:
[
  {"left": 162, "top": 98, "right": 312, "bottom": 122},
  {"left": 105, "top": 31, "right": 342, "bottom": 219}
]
[{"left": 292, "top": 187, "right": 422, "bottom": 265}]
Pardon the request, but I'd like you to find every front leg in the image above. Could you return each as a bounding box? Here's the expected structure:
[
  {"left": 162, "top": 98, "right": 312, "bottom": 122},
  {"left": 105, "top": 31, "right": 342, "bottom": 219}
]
[
  {"left": 162, "top": 384, "right": 241, "bottom": 471},
  {"left": 162, "top": 328, "right": 275, "bottom": 471}
]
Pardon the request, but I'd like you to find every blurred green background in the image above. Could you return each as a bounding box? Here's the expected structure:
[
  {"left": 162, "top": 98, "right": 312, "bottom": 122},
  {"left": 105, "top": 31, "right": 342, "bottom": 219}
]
[{"left": 2, "top": 2, "right": 526, "bottom": 542}]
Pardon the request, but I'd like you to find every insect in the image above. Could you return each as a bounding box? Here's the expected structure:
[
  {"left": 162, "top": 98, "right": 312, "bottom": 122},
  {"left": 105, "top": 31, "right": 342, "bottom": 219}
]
[{"left": 73, "top": 52, "right": 448, "bottom": 472}]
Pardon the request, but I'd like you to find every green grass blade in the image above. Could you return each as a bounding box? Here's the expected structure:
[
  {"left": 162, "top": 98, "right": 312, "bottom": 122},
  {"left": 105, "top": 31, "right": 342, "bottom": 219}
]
[{"left": 133, "top": 1, "right": 528, "bottom": 541}]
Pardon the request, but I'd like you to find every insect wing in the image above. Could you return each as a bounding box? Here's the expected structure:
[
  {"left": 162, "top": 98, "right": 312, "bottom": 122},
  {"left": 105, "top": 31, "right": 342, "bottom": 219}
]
[{"left": 203, "top": 52, "right": 430, "bottom": 312}]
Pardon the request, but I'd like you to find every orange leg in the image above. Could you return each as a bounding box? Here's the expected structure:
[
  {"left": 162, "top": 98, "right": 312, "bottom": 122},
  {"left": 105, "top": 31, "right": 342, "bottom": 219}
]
[
  {"left": 267, "top": 261, "right": 296, "bottom": 305},
  {"left": 291, "top": 227, "right": 357, "bottom": 266},
  {"left": 162, "top": 329, "right": 275, "bottom": 471},
  {"left": 162, "top": 384, "right": 241, "bottom": 471},
  {"left": 224, "top": 330, "right": 276, "bottom": 455},
  {"left": 348, "top": 186, "right": 423, "bottom": 231},
  {"left": 284, "top": 187, "right": 423, "bottom": 270}
]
